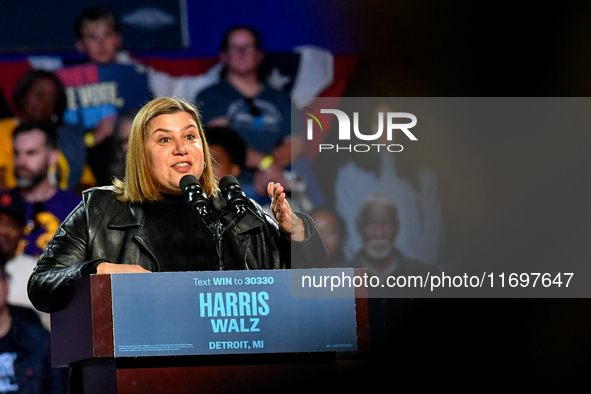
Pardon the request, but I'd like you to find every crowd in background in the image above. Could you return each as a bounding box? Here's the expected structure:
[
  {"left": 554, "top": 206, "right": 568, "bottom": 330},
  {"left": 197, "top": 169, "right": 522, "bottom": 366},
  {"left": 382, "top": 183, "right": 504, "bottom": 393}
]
[{"left": 0, "top": 7, "right": 447, "bottom": 393}]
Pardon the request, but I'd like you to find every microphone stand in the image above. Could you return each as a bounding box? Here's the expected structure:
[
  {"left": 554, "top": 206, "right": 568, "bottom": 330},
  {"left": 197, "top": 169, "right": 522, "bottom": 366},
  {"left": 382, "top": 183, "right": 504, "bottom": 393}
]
[
  {"left": 212, "top": 221, "right": 224, "bottom": 271},
  {"left": 219, "top": 205, "right": 247, "bottom": 236},
  {"left": 192, "top": 206, "right": 225, "bottom": 271},
  {"left": 191, "top": 204, "right": 248, "bottom": 272},
  {"left": 182, "top": 175, "right": 237, "bottom": 271},
  {"left": 210, "top": 205, "right": 248, "bottom": 271}
]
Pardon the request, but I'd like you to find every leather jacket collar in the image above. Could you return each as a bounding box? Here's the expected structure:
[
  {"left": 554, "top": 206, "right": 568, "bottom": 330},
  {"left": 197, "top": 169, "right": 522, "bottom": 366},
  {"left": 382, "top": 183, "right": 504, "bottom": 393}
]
[
  {"left": 106, "top": 193, "right": 268, "bottom": 233},
  {"left": 105, "top": 193, "right": 269, "bottom": 265}
]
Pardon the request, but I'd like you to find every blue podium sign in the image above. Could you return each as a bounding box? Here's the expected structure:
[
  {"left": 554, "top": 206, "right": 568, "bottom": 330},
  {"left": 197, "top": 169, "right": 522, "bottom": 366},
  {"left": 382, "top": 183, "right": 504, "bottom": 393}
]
[{"left": 110, "top": 270, "right": 357, "bottom": 357}]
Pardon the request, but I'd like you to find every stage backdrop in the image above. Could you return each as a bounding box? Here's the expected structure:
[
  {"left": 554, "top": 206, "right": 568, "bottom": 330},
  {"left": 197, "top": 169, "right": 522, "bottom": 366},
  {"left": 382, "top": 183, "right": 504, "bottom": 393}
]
[{"left": 0, "top": 0, "right": 188, "bottom": 53}]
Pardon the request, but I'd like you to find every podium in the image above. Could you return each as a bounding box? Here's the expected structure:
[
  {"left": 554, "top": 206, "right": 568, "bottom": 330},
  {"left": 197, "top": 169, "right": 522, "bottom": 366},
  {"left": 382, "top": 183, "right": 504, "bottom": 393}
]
[{"left": 51, "top": 269, "right": 368, "bottom": 393}]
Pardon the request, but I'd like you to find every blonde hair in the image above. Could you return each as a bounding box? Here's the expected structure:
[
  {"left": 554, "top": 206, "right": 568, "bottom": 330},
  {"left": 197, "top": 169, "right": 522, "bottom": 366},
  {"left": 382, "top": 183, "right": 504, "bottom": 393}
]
[{"left": 113, "top": 97, "right": 217, "bottom": 203}]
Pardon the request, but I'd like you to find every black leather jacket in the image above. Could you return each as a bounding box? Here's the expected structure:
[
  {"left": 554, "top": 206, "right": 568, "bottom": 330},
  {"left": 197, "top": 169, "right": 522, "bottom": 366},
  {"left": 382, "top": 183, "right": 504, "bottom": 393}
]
[{"left": 28, "top": 187, "right": 326, "bottom": 313}]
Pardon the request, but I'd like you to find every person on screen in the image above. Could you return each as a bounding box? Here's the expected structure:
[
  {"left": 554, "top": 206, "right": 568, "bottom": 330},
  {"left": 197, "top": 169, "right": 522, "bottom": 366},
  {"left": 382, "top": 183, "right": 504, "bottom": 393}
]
[{"left": 27, "top": 97, "right": 326, "bottom": 314}]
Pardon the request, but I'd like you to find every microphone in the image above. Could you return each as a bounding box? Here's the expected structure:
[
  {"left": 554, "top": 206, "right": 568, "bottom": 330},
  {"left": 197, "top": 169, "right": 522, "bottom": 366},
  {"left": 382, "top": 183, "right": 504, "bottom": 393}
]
[
  {"left": 219, "top": 175, "right": 248, "bottom": 215},
  {"left": 180, "top": 175, "right": 211, "bottom": 222},
  {"left": 180, "top": 175, "right": 224, "bottom": 270}
]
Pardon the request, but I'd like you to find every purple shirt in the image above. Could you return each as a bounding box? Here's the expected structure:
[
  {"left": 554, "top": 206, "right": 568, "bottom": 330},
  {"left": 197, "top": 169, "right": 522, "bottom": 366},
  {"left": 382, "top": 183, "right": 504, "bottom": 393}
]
[{"left": 23, "top": 189, "right": 81, "bottom": 257}]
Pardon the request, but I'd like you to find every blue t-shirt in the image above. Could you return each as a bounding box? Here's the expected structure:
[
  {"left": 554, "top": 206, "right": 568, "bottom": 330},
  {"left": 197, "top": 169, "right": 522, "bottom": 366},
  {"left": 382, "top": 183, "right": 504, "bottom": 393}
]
[
  {"left": 197, "top": 81, "right": 297, "bottom": 155},
  {"left": 0, "top": 335, "right": 18, "bottom": 393}
]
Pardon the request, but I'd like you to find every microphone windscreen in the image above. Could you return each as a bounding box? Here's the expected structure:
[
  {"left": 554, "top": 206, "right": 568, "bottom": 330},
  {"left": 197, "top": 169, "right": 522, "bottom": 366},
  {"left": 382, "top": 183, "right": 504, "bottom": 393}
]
[
  {"left": 219, "top": 175, "right": 241, "bottom": 197},
  {"left": 179, "top": 174, "right": 200, "bottom": 193}
]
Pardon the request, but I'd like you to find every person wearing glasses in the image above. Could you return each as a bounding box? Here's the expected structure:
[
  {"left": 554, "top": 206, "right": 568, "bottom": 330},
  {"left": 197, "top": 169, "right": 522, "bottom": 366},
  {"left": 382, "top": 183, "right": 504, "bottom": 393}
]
[{"left": 196, "top": 26, "right": 303, "bottom": 202}]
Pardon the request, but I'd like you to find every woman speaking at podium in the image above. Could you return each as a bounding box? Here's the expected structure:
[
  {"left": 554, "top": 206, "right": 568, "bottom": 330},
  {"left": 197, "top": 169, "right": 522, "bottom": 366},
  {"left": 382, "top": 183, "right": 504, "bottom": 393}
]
[{"left": 28, "top": 97, "right": 326, "bottom": 313}]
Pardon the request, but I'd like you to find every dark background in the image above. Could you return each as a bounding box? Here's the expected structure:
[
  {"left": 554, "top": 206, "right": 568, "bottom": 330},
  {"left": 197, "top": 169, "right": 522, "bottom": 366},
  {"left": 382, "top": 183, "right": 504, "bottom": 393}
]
[
  {"left": 0, "top": 0, "right": 358, "bottom": 58},
  {"left": 0, "top": 0, "right": 186, "bottom": 52},
  {"left": 337, "top": 1, "right": 591, "bottom": 392},
  {"left": 2, "top": 0, "right": 590, "bottom": 391}
]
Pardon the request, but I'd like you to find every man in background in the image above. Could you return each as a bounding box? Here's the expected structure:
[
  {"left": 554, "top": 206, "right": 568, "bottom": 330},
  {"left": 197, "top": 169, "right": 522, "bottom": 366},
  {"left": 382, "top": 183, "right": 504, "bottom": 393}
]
[
  {"left": 347, "top": 193, "right": 434, "bottom": 350},
  {"left": 11, "top": 122, "right": 80, "bottom": 257},
  {"left": 348, "top": 193, "right": 430, "bottom": 281},
  {"left": 197, "top": 26, "right": 303, "bottom": 202}
]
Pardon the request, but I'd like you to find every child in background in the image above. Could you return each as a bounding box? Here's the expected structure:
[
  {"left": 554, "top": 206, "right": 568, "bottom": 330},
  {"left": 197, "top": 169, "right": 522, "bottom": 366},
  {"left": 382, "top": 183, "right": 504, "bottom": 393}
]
[
  {"left": 74, "top": 8, "right": 122, "bottom": 65},
  {"left": 56, "top": 8, "right": 150, "bottom": 186}
]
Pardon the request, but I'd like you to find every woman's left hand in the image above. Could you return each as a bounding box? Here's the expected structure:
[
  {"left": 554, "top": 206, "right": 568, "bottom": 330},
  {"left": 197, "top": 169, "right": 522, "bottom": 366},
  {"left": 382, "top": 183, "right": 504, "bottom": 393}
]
[{"left": 267, "top": 182, "right": 305, "bottom": 241}]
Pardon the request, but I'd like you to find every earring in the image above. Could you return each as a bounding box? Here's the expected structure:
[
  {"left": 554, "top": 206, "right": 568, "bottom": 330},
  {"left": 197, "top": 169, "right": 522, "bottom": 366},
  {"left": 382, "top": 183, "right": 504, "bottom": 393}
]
[
  {"left": 48, "top": 164, "right": 58, "bottom": 187},
  {"left": 203, "top": 162, "right": 207, "bottom": 169}
]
